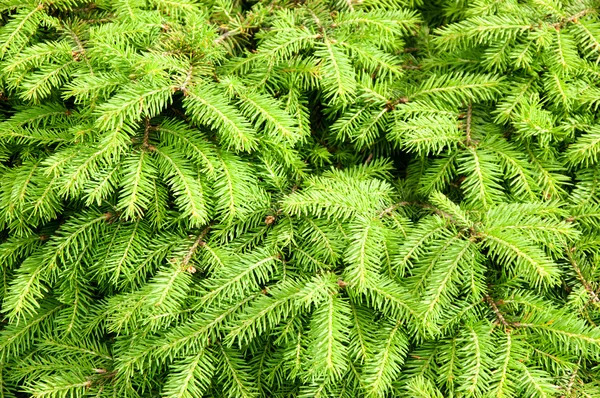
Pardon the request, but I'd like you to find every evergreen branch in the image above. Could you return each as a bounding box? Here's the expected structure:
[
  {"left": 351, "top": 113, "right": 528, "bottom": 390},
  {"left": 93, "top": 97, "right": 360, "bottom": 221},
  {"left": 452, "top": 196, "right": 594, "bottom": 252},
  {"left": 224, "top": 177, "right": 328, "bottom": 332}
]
[
  {"left": 0, "top": 302, "right": 63, "bottom": 361},
  {"left": 482, "top": 230, "right": 561, "bottom": 287},
  {"left": 361, "top": 319, "right": 408, "bottom": 397},
  {"left": 0, "top": 4, "right": 46, "bottom": 59},
  {"left": 1, "top": 2, "right": 599, "bottom": 396},
  {"left": 315, "top": 38, "right": 356, "bottom": 104},
  {"left": 566, "top": 248, "right": 600, "bottom": 303},
  {"left": 162, "top": 350, "right": 214, "bottom": 398},
  {"left": 183, "top": 84, "right": 258, "bottom": 152},
  {"left": 155, "top": 146, "right": 209, "bottom": 227},
  {"left": 94, "top": 79, "right": 174, "bottom": 131}
]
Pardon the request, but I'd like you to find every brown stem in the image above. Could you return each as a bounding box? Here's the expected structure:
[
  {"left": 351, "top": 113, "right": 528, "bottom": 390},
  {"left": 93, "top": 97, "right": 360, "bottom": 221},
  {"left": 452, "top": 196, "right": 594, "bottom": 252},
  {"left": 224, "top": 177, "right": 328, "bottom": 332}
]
[
  {"left": 485, "top": 294, "right": 510, "bottom": 329},
  {"left": 63, "top": 23, "right": 94, "bottom": 76},
  {"left": 378, "top": 201, "right": 454, "bottom": 223},
  {"left": 214, "top": 29, "right": 239, "bottom": 45},
  {"left": 553, "top": 8, "right": 596, "bottom": 28},
  {"left": 309, "top": 9, "right": 323, "bottom": 31},
  {"left": 141, "top": 117, "right": 156, "bottom": 151},
  {"left": 143, "top": 118, "right": 150, "bottom": 147},
  {"left": 378, "top": 201, "right": 411, "bottom": 217},
  {"left": 465, "top": 103, "right": 473, "bottom": 146},
  {"left": 181, "top": 226, "right": 211, "bottom": 267},
  {"left": 566, "top": 248, "right": 600, "bottom": 303},
  {"left": 560, "top": 358, "right": 581, "bottom": 398},
  {"left": 179, "top": 65, "right": 194, "bottom": 95}
]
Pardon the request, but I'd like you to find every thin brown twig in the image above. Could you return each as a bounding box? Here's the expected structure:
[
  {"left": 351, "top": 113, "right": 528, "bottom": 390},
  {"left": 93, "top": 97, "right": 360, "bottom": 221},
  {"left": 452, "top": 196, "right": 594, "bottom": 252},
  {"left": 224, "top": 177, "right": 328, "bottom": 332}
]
[
  {"left": 181, "top": 226, "right": 211, "bottom": 267},
  {"left": 485, "top": 294, "right": 510, "bottom": 329},
  {"left": 142, "top": 117, "right": 156, "bottom": 151},
  {"left": 553, "top": 8, "right": 596, "bottom": 29},
  {"left": 377, "top": 201, "right": 411, "bottom": 217},
  {"left": 63, "top": 23, "right": 94, "bottom": 76},
  {"left": 143, "top": 118, "right": 150, "bottom": 147},
  {"left": 214, "top": 29, "right": 239, "bottom": 45},
  {"left": 560, "top": 358, "right": 581, "bottom": 398},
  {"left": 465, "top": 103, "right": 473, "bottom": 146},
  {"left": 179, "top": 65, "right": 194, "bottom": 95},
  {"left": 378, "top": 201, "right": 455, "bottom": 222},
  {"left": 566, "top": 248, "right": 600, "bottom": 303}
]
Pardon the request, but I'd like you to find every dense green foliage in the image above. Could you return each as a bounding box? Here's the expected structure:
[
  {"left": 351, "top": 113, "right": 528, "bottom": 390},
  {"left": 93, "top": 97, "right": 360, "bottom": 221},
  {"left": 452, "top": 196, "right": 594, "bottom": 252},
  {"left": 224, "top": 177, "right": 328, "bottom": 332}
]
[{"left": 1, "top": 0, "right": 600, "bottom": 396}]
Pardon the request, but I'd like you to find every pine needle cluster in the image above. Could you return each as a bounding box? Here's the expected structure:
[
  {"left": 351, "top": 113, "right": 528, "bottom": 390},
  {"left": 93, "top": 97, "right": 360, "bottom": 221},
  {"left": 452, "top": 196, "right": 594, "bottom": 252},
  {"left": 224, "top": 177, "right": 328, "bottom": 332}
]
[{"left": 1, "top": 0, "right": 600, "bottom": 397}]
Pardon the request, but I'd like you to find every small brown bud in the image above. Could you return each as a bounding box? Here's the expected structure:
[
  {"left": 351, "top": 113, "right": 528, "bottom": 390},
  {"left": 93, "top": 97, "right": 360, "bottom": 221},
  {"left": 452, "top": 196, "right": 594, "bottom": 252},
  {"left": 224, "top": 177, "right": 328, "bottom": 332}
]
[
  {"left": 337, "top": 280, "right": 348, "bottom": 288},
  {"left": 265, "top": 215, "right": 276, "bottom": 225},
  {"left": 187, "top": 266, "right": 197, "bottom": 274}
]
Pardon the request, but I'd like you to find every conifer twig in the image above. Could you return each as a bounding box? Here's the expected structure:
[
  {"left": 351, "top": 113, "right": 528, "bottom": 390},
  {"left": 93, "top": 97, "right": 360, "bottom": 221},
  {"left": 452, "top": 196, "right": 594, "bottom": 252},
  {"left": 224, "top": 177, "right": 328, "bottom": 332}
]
[
  {"left": 485, "top": 294, "right": 510, "bottom": 329},
  {"left": 553, "top": 9, "right": 596, "bottom": 28},
  {"left": 142, "top": 117, "right": 156, "bottom": 151},
  {"left": 465, "top": 102, "right": 473, "bottom": 146},
  {"left": 63, "top": 23, "right": 94, "bottom": 76},
  {"left": 181, "top": 226, "right": 212, "bottom": 269},
  {"left": 566, "top": 248, "right": 600, "bottom": 303},
  {"left": 378, "top": 201, "right": 454, "bottom": 222},
  {"left": 179, "top": 65, "right": 194, "bottom": 95},
  {"left": 214, "top": 28, "right": 240, "bottom": 45},
  {"left": 560, "top": 358, "right": 581, "bottom": 398}
]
